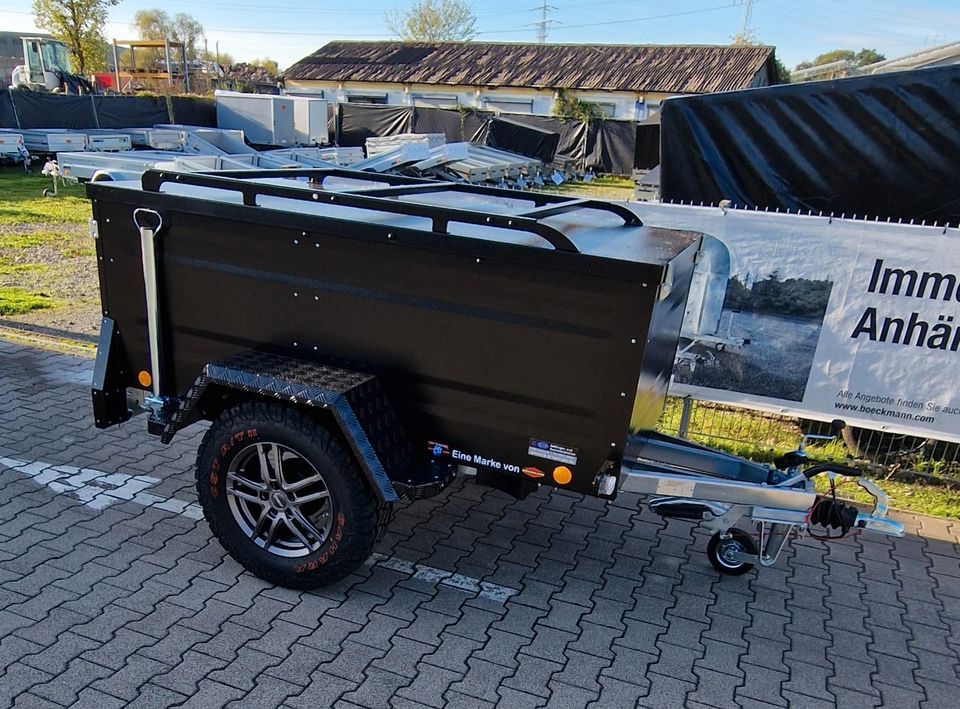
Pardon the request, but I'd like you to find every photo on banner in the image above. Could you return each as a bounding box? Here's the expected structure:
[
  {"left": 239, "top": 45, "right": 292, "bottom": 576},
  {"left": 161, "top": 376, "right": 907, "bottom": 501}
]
[{"left": 633, "top": 203, "right": 960, "bottom": 443}]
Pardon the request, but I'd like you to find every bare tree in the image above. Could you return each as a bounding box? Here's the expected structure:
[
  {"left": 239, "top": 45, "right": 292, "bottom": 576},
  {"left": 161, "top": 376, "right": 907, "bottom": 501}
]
[{"left": 386, "top": 0, "right": 477, "bottom": 42}]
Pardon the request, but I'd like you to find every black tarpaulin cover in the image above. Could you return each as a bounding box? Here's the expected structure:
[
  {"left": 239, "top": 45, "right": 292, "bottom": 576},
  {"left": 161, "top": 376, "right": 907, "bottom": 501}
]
[
  {"left": 94, "top": 95, "right": 169, "bottom": 128},
  {"left": 413, "top": 106, "right": 490, "bottom": 143},
  {"left": 11, "top": 91, "right": 97, "bottom": 129},
  {"left": 330, "top": 102, "right": 639, "bottom": 174},
  {"left": 585, "top": 119, "right": 636, "bottom": 174},
  {"left": 487, "top": 116, "right": 559, "bottom": 162},
  {"left": 635, "top": 113, "right": 660, "bottom": 170},
  {"left": 0, "top": 91, "right": 17, "bottom": 128},
  {"left": 509, "top": 114, "right": 588, "bottom": 166},
  {"left": 0, "top": 91, "right": 217, "bottom": 130},
  {"left": 170, "top": 96, "right": 216, "bottom": 126},
  {"left": 337, "top": 103, "right": 413, "bottom": 147},
  {"left": 660, "top": 65, "right": 960, "bottom": 224}
]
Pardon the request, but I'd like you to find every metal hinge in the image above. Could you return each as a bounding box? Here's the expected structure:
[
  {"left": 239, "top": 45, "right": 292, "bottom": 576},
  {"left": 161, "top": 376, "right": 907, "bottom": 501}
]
[
  {"left": 89, "top": 219, "right": 99, "bottom": 239},
  {"left": 657, "top": 262, "right": 674, "bottom": 300}
]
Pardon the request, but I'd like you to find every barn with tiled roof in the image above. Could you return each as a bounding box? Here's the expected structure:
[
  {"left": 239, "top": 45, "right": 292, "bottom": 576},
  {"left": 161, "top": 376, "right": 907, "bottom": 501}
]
[{"left": 284, "top": 41, "right": 778, "bottom": 120}]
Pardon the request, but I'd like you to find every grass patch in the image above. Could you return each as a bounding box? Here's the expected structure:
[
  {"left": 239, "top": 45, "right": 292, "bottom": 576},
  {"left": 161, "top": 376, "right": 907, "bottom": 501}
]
[
  {"left": 0, "top": 168, "right": 90, "bottom": 225},
  {"left": 0, "top": 231, "right": 66, "bottom": 249},
  {"left": 0, "top": 262, "right": 47, "bottom": 275},
  {"left": 62, "top": 246, "right": 96, "bottom": 258},
  {"left": 815, "top": 476, "right": 960, "bottom": 519},
  {"left": 0, "top": 286, "right": 53, "bottom": 315},
  {"left": 549, "top": 175, "right": 635, "bottom": 200}
]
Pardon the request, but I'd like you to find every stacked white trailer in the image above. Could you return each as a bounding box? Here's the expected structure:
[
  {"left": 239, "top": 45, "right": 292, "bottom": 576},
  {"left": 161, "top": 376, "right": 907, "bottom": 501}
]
[
  {"left": 0, "top": 131, "right": 30, "bottom": 169},
  {"left": 215, "top": 90, "right": 297, "bottom": 146}
]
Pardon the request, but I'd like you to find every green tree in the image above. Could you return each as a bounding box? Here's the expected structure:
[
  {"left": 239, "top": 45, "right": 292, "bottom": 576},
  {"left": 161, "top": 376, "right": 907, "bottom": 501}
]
[
  {"left": 772, "top": 57, "right": 791, "bottom": 84},
  {"left": 132, "top": 7, "right": 168, "bottom": 39},
  {"left": 796, "top": 48, "right": 886, "bottom": 71},
  {"left": 132, "top": 8, "right": 205, "bottom": 59},
  {"left": 201, "top": 49, "right": 234, "bottom": 67},
  {"left": 386, "top": 0, "right": 477, "bottom": 41},
  {"left": 732, "top": 34, "right": 789, "bottom": 84},
  {"left": 32, "top": 0, "right": 119, "bottom": 74},
  {"left": 170, "top": 13, "right": 204, "bottom": 59},
  {"left": 552, "top": 88, "right": 602, "bottom": 124},
  {"left": 250, "top": 57, "right": 280, "bottom": 75},
  {"left": 853, "top": 48, "right": 885, "bottom": 67}
]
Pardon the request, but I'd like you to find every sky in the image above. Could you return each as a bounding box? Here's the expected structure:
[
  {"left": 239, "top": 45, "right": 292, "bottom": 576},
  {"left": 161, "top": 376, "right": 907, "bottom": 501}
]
[{"left": 1, "top": 0, "right": 958, "bottom": 72}]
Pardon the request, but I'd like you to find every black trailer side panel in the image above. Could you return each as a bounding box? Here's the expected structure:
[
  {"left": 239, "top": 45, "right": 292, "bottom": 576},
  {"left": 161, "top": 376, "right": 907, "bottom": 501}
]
[{"left": 89, "top": 181, "right": 698, "bottom": 495}]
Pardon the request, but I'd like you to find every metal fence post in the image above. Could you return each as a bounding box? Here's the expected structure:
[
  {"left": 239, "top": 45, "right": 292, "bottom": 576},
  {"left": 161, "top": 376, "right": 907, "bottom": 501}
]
[{"left": 678, "top": 395, "right": 693, "bottom": 439}]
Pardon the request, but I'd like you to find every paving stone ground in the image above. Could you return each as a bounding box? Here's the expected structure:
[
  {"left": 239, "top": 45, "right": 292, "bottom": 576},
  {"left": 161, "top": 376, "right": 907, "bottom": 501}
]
[{"left": 1, "top": 338, "right": 959, "bottom": 708}]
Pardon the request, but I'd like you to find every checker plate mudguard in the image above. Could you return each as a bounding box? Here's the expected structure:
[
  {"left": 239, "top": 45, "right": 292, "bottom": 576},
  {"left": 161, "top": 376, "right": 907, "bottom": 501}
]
[{"left": 163, "top": 351, "right": 402, "bottom": 502}]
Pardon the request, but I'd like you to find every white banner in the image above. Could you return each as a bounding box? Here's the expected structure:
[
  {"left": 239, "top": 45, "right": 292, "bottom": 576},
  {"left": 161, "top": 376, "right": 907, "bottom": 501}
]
[{"left": 632, "top": 202, "right": 960, "bottom": 443}]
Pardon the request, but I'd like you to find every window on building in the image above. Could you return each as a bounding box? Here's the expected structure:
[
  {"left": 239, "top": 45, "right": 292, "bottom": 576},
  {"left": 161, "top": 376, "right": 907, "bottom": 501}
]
[
  {"left": 412, "top": 94, "right": 460, "bottom": 109},
  {"left": 484, "top": 99, "right": 534, "bottom": 115},
  {"left": 593, "top": 102, "right": 617, "bottom": 118},
  {"left": 346, "top": 94, "right": 387, "bottom": 104}
]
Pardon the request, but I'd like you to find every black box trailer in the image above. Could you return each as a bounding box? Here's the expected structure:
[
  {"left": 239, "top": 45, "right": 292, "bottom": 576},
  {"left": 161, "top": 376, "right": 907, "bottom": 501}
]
[{"left": 88, "top": 169, "right": 904, "bottom": 587}]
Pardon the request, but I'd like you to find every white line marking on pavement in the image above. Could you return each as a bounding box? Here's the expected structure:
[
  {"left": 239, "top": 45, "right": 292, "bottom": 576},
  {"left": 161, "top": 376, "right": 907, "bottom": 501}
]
[
  {"left": 372, "top": 553, "right": 517, "bottom": 602},
  {"left": 0, "top": 455, "right": 204, "bottom": 518},
  {"left": 1, "top": 456, "right": 519, "bottom": 603}
]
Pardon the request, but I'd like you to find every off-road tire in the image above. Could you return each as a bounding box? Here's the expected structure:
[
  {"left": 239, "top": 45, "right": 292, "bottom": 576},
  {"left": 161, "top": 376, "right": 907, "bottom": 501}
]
[{"left": 196, "top": 401, "right": 389, "bottom": 589}]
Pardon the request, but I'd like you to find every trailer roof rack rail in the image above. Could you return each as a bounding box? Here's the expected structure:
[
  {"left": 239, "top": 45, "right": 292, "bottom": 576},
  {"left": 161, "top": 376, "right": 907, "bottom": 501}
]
[{"left": 141, "top": 168, "right": 642, "bottom": 254}]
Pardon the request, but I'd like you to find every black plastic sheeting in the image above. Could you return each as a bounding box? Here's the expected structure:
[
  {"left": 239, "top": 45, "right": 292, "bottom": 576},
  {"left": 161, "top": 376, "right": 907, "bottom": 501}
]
[
  {"left": 169, "top": 96, "right": 217, "bottom": 127},
  {"left": 0, "top": 89, "right": 219, "bottom": 130},
  {"left": 11, "top": 91, "right": 97, "bottom": 129},
  {"left": 337, "top": 103, "right": 413, "bottom": 147},
  {"left": 660, "top": 65, "right": 960, "bottom": 224},
  {"left": 509, "top": 114, "right": 588, "bottom": 166},
  {"left": 487, "top": 116, "right": 559, "bottom": 162},
  {"left": 0, "top": 91, "right": 17, "bottom": 129},
  {"left": 412, "top": 107, "right": 490, "bottom": 143},
  {"left": 585, "top": 119, "right": 636, "bottom": 175},
  {"left": 334, "top": 102, "right": 641, "bottom": 174},
  {"left": 94, "top": 95, "right": 168, "bottom": 128},
  {"left": 635, "top": 123, "right": 660, "bottom": 170}
]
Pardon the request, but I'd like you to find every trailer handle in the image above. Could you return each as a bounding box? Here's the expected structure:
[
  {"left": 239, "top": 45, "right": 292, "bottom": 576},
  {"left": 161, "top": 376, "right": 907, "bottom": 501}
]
[{"left": 133, "top": 208, "right": 164, "bottom": 398}]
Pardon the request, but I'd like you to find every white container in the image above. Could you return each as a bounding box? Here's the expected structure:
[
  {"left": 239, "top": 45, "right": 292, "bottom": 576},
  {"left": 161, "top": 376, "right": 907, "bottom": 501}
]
[
  {"left": 215, "top": 90, "right": 296, "bottom": 146},
  {"left": 290, "top": 96, "right": 329, "bottom": 145}
]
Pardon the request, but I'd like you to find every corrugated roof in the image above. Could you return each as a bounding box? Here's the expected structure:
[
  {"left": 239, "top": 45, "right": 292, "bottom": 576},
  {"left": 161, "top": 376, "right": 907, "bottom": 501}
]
[{"left": 284, "top": 41, "right": 776, "bottom": 94}]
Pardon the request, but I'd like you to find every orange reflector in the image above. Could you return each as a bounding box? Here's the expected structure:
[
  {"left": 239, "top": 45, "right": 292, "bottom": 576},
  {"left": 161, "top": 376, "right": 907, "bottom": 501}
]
[
  {"left": 137, "top": 370, "right": 152, "bottom": 388},
  {"left": 552, "top": 466, "right": 573, "bottom": 485}
]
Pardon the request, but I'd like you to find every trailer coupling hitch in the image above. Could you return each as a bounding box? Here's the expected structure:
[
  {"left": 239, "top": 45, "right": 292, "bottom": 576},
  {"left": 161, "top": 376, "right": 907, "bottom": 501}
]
[{"left": 812, "top": 479, "right": 904, "bottom": 538}]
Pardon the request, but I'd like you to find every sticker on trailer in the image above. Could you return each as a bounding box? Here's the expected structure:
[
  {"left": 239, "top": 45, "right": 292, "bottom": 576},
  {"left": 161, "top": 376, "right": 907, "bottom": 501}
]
[
  {"left": 527, "top": 438, "right": 578, "bottom": 465},
  {"left": 427, "top": 441, "right": 450, "bottom": 457}
]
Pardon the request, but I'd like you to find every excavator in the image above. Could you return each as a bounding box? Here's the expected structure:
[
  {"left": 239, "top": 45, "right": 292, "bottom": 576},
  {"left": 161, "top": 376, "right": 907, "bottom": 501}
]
[{"left": 2, "top": 34, "right": 93, "bottom": 93}]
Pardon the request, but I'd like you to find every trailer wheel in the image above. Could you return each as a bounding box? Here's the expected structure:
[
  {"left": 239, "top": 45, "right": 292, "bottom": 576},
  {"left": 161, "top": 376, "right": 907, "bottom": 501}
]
[
  {"left": 196, "top": 401, "right": 388, "bottom": 589},
  {"left": 707, "top": 528, "right": 757, "bottom": 576}
]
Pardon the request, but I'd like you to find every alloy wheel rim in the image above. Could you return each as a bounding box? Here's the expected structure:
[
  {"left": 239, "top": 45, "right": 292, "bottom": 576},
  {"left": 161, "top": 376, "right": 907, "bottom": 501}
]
[{"left": 225, "top": 441, "right": 334, "bottom": 558}]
